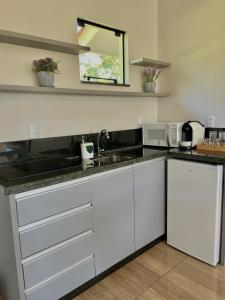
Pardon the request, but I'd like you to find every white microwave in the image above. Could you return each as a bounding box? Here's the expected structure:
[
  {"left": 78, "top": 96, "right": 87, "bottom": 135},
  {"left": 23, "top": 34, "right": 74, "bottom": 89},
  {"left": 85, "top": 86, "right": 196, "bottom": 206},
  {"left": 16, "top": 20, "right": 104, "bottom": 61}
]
[{"left": 142, "top": 123, "right": 183, "bottom": 147}]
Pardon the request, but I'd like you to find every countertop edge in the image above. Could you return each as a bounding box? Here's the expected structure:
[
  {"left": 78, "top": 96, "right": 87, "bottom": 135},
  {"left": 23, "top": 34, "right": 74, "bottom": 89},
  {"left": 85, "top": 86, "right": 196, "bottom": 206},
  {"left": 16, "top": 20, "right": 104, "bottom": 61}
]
[
  {"left": 5, "top": 147, "right": 225, "bottom": 196},
  {"left": 168, "top": 151, "right": 225, "bottom": 165},
  {"left": 3, "top": 151, "right": 167, "bottom": 195}
]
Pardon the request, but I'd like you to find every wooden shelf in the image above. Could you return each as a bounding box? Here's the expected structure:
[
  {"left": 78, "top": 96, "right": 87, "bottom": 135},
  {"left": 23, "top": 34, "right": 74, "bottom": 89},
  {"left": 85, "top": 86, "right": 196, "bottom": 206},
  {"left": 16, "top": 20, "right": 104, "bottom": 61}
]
[
  {"left": 130, "top": 58, "right": 171, "bottom": 69},
  {"left": 0, "top": 84, "right": 170, "bottom": 98},
  {"left": 0, "top": 29, "right": 90, "bottom": 55},
  {"left": 0, "top": 30, "right": 170, "bottom": 98}
]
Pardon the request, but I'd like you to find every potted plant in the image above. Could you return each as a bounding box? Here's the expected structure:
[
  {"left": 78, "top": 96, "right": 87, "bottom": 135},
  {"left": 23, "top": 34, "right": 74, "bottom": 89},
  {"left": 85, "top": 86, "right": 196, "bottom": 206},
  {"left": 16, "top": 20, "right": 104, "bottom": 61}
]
[
  {"left": 143, "top": 68, "right": 160, "bottom": 93},
  {"left": 33, "top": 57, "right": 59, "bottom": 87}
]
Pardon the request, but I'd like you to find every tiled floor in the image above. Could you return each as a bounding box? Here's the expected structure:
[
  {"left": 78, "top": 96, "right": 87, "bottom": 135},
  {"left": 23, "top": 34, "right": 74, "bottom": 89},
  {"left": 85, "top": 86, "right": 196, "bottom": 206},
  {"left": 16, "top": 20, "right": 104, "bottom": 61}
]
[
  {"left": 1, "top": 242, "right": 224, "bottom": 300},
  {"left": 75, "top": 242, "right": 225, "bottom": 300}
]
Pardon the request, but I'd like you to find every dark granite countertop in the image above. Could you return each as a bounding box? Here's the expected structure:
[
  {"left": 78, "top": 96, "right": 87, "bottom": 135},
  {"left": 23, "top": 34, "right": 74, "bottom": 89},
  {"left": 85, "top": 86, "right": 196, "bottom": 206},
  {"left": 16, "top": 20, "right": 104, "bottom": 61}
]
[
  {"left": 3, "top": 144, "right": 225, "bottom": 195},
  {"left": 168, "top": 148, "right": 225, "bottom": 164},
  {"left": 1, "top": 146, "right": 167, "bottom": 195}
]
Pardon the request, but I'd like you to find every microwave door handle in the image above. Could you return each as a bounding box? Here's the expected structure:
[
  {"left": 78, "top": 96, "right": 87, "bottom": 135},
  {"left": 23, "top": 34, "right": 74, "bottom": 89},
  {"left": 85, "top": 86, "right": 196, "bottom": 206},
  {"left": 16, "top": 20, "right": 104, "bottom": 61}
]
[{"left": 166, "top": 128, "right": 171, "bottom": 147}]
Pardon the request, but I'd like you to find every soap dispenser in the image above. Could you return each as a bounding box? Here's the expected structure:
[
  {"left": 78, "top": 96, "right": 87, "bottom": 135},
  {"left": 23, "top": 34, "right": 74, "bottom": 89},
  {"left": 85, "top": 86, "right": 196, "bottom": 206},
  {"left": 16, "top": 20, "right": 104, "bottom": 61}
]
[{"left": 80, "top": 136, "right": 94, "bottom": 159}]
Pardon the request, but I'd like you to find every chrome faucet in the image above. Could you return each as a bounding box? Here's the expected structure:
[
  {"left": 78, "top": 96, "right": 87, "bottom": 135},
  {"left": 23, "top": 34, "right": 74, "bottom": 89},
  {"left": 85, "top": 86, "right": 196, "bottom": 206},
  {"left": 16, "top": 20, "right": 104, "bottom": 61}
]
[{"left": 97, "top": 129, "right": 110, "bottom": 157}]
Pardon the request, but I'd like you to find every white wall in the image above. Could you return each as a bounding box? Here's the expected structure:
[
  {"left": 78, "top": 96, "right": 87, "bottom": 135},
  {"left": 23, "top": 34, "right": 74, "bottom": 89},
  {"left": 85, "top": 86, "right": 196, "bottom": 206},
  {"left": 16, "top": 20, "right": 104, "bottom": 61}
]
[
  {"left": 158, "top": 0, "right": 225, "bottom": 126},
  {"left": 0, "top": 0, "right": 158, "bottom": 142}
]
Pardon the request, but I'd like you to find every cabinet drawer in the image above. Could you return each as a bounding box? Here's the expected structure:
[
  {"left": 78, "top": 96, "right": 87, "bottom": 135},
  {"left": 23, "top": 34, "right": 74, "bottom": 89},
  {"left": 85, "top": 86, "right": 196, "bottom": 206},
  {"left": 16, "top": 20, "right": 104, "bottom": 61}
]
[
  {"left": 25, "top": 256, "right": 95, "bottom": 300},
  {"left": 20, "top": 205, "right": 93, "bottom": 258},
  {"left": 16, "top": 180, "right": 91, "bottom": 226},
  {"left": 23, "top": 230, "right": 94, "bottom": 289}
]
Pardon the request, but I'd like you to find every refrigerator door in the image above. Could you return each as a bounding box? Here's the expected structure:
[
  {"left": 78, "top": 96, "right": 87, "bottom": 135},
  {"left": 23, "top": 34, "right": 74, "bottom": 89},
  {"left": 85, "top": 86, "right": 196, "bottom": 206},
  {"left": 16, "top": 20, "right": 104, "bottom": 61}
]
[{"left": 167, "top": 159, "right": 223, "bottom": 265}]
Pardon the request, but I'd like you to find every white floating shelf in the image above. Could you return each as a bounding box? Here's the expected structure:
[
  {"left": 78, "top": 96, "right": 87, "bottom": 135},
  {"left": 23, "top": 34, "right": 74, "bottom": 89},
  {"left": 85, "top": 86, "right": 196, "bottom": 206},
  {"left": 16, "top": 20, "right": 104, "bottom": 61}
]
[
  {"left": 130, "top": 58, "right": 171, "bottom": 69},
  {"left": 0, "top": 29, "right": 90, "bottom": 55},
  {"left": 0, "top": 84, "right": 170, "bottom": 98}
]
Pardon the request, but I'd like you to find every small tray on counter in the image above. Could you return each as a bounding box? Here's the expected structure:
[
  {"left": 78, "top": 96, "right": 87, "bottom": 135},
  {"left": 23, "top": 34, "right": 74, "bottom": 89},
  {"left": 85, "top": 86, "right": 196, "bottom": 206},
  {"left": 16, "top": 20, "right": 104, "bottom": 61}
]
[{"left": 197, "top": 144, "right": 225, "bottom": 154}]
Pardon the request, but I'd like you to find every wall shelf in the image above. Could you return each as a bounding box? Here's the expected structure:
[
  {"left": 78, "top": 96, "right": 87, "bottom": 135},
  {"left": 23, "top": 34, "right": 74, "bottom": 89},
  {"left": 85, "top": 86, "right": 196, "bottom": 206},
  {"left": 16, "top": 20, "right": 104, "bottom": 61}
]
[
  {"left": 0, "top": 84, "right": 170, "bottom": 98},
  {"left": 130, "top": 58, "right": 171, "bottom": 69},
  {"left": 0, "top": 29, "right": 90, "bottom": 55}
]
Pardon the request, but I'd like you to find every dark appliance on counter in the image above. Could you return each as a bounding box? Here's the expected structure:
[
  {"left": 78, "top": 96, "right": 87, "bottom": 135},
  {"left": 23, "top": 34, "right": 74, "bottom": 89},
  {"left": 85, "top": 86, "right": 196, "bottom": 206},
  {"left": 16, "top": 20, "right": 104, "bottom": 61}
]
[{"left": 180, "top": 121, "right": 205, "bottom": 149}]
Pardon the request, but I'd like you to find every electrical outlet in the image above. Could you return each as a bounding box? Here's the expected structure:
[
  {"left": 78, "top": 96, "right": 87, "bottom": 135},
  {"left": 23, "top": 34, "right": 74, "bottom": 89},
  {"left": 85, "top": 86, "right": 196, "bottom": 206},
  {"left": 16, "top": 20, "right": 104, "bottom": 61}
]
[
  {"left": 206, "top": 115, "right": 216, "bottom": 128},
  {"left": 138, "top": 118, "right": 143, "bottom": 126},
  {"left": 28, "top": 124, "right": 39, "bottom": 139}
]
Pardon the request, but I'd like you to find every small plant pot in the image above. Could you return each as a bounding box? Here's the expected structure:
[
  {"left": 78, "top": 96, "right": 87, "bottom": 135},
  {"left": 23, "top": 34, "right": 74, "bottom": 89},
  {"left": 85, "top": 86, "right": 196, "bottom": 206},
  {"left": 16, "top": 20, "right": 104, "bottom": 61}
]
[
  {"left": 144, "top": 81, "right": 156, "bottom": 93},
  {"left": 36, "top": 71, "right": 54, "bottom": 87}
]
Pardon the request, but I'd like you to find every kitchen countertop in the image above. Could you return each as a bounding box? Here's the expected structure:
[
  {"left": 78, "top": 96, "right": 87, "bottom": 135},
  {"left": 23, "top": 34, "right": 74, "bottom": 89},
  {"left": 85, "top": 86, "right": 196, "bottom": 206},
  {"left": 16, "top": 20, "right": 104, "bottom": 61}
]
[
  {"left": 0, "top": 146, "right": 167, "bottom": 195},
  {"left": 2, "top": 145, "right": 225, "bottom": 195},
  {"left": 168, "top": 148, "right": 225, "bottom": 164}
]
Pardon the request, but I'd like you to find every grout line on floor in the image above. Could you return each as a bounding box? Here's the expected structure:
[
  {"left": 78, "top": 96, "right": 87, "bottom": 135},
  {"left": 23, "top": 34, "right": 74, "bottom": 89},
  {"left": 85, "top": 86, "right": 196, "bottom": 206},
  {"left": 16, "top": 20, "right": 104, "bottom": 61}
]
[
  {"left": 152, "top": 253, "right": 187, "bottom": 285},
  {"left": 134, "top": 245, "right": 188, "bottom": 300},
  {"left": 74, "top": 243, "right": 189, "bottom": 300},
  {"left": 134, "top": 284, "right": 170, "bottom": 300}
]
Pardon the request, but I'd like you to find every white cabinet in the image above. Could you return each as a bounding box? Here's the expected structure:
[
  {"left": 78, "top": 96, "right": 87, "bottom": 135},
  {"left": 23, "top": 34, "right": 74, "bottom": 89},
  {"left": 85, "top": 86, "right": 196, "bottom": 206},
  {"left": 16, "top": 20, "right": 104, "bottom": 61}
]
[
  {"left": 25, "top": 256, "right": 95, "bottom": 300},
  {"left": 23, "top": 230, "right": 94, "bottom": 289},
  {"left": 167, "top": 159, "right": 223, "bottom": 266},
  {"left": 134, "top": 158, "right": 165, "bottom": 250},
  {"left": 92, "top": 167, "right": 135, "bottom": 275},
  {"left": 16, "top": 180, "right": 91, "bottom": 226},
  {"left": 13, "top": 178, "right": 95, "bottom": 300},
  {"left": 1, "top": 158, "right": 166, "bottom": 300},
  {"left": 20, "top": 205, "right": 93, "bottom": 258}
]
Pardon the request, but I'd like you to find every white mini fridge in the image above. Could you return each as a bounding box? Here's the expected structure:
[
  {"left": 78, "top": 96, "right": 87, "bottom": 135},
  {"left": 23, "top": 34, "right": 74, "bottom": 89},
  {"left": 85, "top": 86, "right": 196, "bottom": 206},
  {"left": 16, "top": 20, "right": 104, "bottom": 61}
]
[{"left": 167, "top": 159, "right": 223, "bottom": 266}]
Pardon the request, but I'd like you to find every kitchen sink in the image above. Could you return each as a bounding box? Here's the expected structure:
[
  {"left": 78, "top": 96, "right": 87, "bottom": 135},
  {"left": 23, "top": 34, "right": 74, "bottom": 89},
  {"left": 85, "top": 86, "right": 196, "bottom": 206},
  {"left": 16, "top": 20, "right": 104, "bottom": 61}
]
[
  {"left": 93, "top": 154, "right": 135, "bottom": 163},
  {"left": 64, "top": 152, "right": 137, "bottom": 167},
  {"left": 64, "top": 153, "right": 135, "bottom": 164}
]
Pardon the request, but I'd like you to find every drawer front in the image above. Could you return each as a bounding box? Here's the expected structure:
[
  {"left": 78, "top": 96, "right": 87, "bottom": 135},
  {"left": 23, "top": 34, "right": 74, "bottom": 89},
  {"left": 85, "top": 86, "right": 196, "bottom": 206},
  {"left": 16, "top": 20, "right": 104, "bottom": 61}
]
[
  {"left": 16, "top": 180, "right": 91, "bottom": 226},
  {"left": 23, "top": 230, "right": 94, "bottom": 289},
  {"left": 25, "top": 256, "right": 95, "bottom": 300},
  {"left": 20, "top": 205, "right": 93, "bottom": 258}
]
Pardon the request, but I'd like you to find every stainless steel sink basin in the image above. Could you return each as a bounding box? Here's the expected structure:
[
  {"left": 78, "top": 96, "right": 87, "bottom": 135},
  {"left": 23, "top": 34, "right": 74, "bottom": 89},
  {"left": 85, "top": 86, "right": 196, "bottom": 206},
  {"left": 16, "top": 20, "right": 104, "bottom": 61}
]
[
  {"left": 93, "top": 154, "right": 134, "bottom": 163},
  {"left": 64, "top": 152, "right": 136, "bottom": 166}
]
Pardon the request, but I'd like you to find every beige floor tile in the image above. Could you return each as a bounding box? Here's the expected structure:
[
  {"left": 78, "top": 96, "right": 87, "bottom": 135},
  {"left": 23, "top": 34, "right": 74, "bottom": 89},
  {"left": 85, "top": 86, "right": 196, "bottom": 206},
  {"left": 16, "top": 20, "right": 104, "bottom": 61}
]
[
  {"left": 135, "top": 242, "right": 187, "bottom": 277},
  {"left": 185, "top": 255, "right": 225, "bottom": 282},
  {"left": 74, "top": 283, "right": 110, "bottom": 300},
  {"left": 22, "top": 242, "right": 225, "bottom": 300},
  {"left": 153, "top": 271, "right": 205, "bottom": 300},
  {"left": 175, "top": 260, "right": 225, "bottom": 298},
  {"left": 138, "top": 287, "right": 168, "bottom": 300},
  {"left": 153, "top": 259, "right": 225, "bottom": 300},
  {"left": 118, "top": 259, "right": 160, "bottom": 287},
  {"left": 97, "top": 274, "right": 138, "bottom": 300},
  {"left": 97, "top": 267, "right": 150, "bottom": 300},
  {"left": 155, "top": 242, "right": 187, "bottom": 259},
  {"left": 75, "top": 248, "right": 162, "bottom": 300}
]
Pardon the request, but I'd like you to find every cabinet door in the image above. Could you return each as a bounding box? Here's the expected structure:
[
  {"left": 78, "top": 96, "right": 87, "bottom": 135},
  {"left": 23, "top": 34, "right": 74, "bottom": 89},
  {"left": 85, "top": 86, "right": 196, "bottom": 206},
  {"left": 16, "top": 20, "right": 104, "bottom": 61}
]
[
  {"left": 92, "top": 168, "right": 135, "bottom": 275},
  {"left": 134, "top": 158, "right": 165, "bottom": 250}
]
